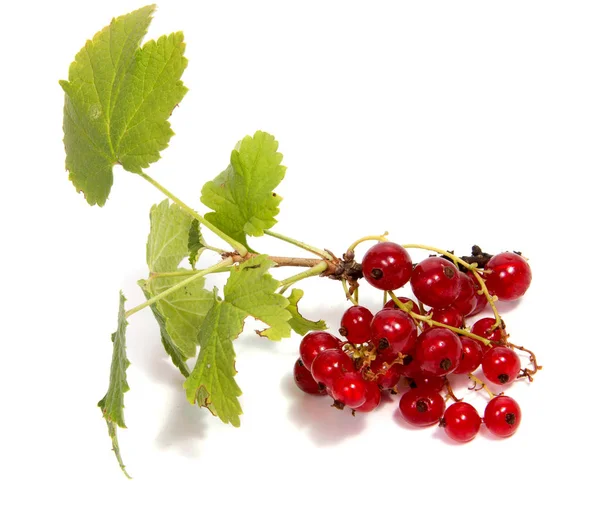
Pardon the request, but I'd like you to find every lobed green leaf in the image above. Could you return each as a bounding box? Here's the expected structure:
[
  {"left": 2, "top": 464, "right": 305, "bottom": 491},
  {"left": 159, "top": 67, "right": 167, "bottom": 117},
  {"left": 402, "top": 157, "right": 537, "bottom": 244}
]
[{"left": 286, "top": 289, "right": 327, "bottom": 335}]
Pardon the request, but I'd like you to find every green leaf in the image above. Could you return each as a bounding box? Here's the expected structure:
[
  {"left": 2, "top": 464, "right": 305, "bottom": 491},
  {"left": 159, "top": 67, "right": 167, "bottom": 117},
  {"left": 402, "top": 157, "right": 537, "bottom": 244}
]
[
  {"left": 224, "top": 255, "right": 291, "bottom": 341},
  {"left": 286, "top": 289, "right": 327, "bottom": 335},
  {"left": 188, "top": 219, "right": 204, "bottom": 268},
  {"left": 184, "top": 254, "right": 292, "bottom": 424},
  {"left": 60, "top": 5, "right": 188, "bottom": 206},
  {"left": 147, "top": 200, "right": 193, "bottom": 272},
  {"left": 138, "top": 281, "right": 190, "bottom": 377},
  {"left": 98, "top": 292, "right": 131, "bottom": 478},
  {"left": 201, "top": 131, "right": 286, "bottom": 251},
  {"left": 184, "top": 300, "right": 245, "bottom": 426}
]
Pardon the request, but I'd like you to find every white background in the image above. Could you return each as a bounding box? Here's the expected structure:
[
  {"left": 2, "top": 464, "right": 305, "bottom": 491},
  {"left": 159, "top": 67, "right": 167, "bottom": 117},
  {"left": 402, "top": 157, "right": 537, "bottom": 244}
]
[{"left": 1, "top": 0, "right": 598, "bottom": 503}]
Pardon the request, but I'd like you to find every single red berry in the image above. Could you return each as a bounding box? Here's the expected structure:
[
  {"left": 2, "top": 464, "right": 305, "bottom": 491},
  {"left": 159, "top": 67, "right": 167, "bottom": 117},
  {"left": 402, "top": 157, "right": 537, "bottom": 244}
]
[
  {"left": 299, "top": 331, "right": 341, "bottom": 369},
  {"left": 332, "top": 372, "right": 368, "bottom": 409},
  {"left": 441, "top": 402, "right": 481, "bottom": 442},
  {"left": 452, "top": 337, "right": 483, "bottom": 374},
  {"left": 471, "top": 317, "right": 507, "bottom": 353},
  {"left": 406, "top": 371, "right": 446, "bottom": 392},
  {"left": 426, "top": 305, "right": 464, "bottom": 329},
  {"left": 293, "top": 358, "right": 326, "bottom": 395},
  {"left": 311, "top": 348, "right": 355, "bottom": 388},
  {"left": 362, "top": 242, "right": 413, "bottom": 291},
  {"left": 484, "top": 395, "right": 522, "bottom": 437},
  {"left": 465, "top": 271, "right": 487, "bottom": 316},
  {"left": 396, "top": 353, "right": 423, "bottom": 378},
  {"left": 415, "top": 327, "right": 463, "bottom": 376},
  {"left": 384, "top": 297, "right": 422, "bottom": 315},
  {"left": 354, "top": 380, "right": 382, "bottom": 413},
  {"left": 399, "top": 389, "right": 446, "bottom": 426},
  {"left": 368, "top": 349, "right": 403, "bottom": 389},
  {"left": 453, "top": 272, "right": 478, "bottom": 316},
  {"left": 411, "top": 257, "right": 461, "bottom": 308},
  {"left": 484, "top": 252, "right": 532, "bottom": 301},
  {"left": 371, "top": 309, "right": 418, "bottom": 354},
  {"left": 339, "top": 305, "right": 373, "bottom": 345},
  {"left": 481, "top": 346, "right": 521, "bottom": 385}
]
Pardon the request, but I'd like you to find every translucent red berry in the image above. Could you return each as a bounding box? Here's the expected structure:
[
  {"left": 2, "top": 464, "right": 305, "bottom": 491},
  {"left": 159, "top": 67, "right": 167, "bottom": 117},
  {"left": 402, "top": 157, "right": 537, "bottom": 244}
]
[
  {"left": 368, "top": 349, "right": 403, "bottom": 389},
  {"left": 481, "top": 346, "right": 521, "bottom": 385},
  {"left": 362, "top": 242, "right": 413, "bottom": 291},
  {"left": 471, "top": 318, "right": 507, "bottom": 347},
  {"left": 339, "top": 305, "right": 373, "bottom": 345},
  {"left": 427, "top": 306, "right": 464, "bottom": 329},
  {"left": 484, "top": 252, "right": 532, "bottom": 301},
  {"left": 466, "top": 271, "right": 488, "bottom": 316},
  {"left": 332, "top": 372, "right": 368, "bottom": 409},
  {"left": 415, "top": 327, "right": 463, "bottom": 376},
  {"left": 441, "top": 402, "right": 481, "bottom": 442},
  {"left": 371, "top": 309, "right": 418, "bottom": 354},
  {"left": 384, "top": 297, "right": 421, "bottom": 315},
  {"left": 406, "top": 371, "right": 446, "bottom": 392},
  {"left": 452, "top": 337, "right": 483, "bottom": 374},
  {"left": 311, "top": 348, "right": 354, "bottom": 388},
  {"left": 399, "top": 389, "right": 446, "bottom": 426},
  {"left": 411, "top": 257, "right": 461, "bottom": 308},
  {"left": 453, "top": 272, "right": 478, "bottom": 316},
  {"left": 484, "top": 395, "right": 522, "bottom": 437},
  {"left": 293, "top": 358, "right": 326, "bottom": 395},
  {"left": 354, "top": 380, "right": 382, "bottom": 413},
  {"left": 299, "top": 331, "right": 341, "bottom": 369}
]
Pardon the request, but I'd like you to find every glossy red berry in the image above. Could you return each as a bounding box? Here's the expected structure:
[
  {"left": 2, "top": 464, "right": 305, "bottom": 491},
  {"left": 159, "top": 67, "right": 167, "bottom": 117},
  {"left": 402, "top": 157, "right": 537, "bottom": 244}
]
[
  {"left": 311, "top": 348, "right": 354, "bottom": 388},
  {"left": 339, "top": 305, "right": 373, "bottom": 345},
  {"left": 293, "top": 358, "right": 326, "bottom": 395},
  {"left": 368, "top": 349, "right": 403, "bottom": 389},
  {"left": 471, "top": 318, "right": 507, "bottom": 347},
  {"left": 484, "top": 252, "right": 532, "bottom": 301},
  {"left": 484, "top": 395, "right": 522, "bottom": 437},
  {"left": 426, "top": 306, "right": 464, "bottom": 329},
  {"left": 354, "top": 380, "right": 382, "bottom": 413},
  {"left": 399, "top": 389, "right": 446, "bottom": 426},
  {"left": 299, "top": 331, "right": 341, "bottom": 369},
  {"left": 371, "top": 309, "right": 418, "bottom": 354},
  {"left": 466, "top": 271, "right": 487, "bottom": 316},
  {"left": 453, "top": 272, "right": 478, "bottom": 316},
  {"left": 384, "top": 297, "right": 421, "bottom": 315},
  {"left": 411, "top": 257, "right": 461, "bottom": 308},
  {"left": 415, "top": 327, "right": 463, "bottom": 376},
  {"left": 452, "top": 337, "right": 483, "bottom": 374},
  {"left": 481, "top": 346, "right": 521, "bottom": 385},
  {"left": 362, "top": 242, "right": 413, "bottom": 291},
  {"left": 406, "top": 371, "right": 445, "bottom": 392},
  {"left": 441, "top": 402, "right": 481, "bottom": 442},
  {"left": 332, "top": 372, "right": 367, "bottom": 409},
  {"left": 396, "top": 353, "right": 423, "bottom": 378}
]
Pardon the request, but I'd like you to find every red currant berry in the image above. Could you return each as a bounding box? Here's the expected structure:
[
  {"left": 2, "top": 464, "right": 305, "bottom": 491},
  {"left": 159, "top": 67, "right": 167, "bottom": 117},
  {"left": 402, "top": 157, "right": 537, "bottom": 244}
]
[
  {"left": 452, "top": 337, "right": 483, "bottom": 374},
  {"left": 368, "top": 349, "right": 403, "bottom": 389},
  {"left": 362, "top": 242, "right": 413, "bottom": 291},
  {"left": 354, "top": 380, "right": 382, "bottom": 413},
  {"left": 311, "top": 348, "right": 354, "bottom": 388},
  {"left": 399, "top": 389, "right": 446, "bottom": 426},
  {"left": 411, "top": 257, "right": 461, "bottom": 308},
  {"left": 293, "top": 358, "right": 326, "bottom": 395},
  {"left": 396, "top": 353, "right": 423, "bottom": 378},
  {"left": 481, "top": 346, "right": 521, "bottom": 385},
  {"left": 371, "top": 309, "right": 418, "bottom": 354},
  {"left": 471, "top": 317, "right": 507, "bottom": 353},
  {"left": 406, "top": 371, "right": 445, "bottom": 392},
  {"left": 466, "top": 271, "right": 487, "bottom": 316},
  {"left": 299, "top": 331, "right": 341, "bottom": 369},
  {"left": 441, "top": 402, "right": 481, "bottom": 442},
  {"left": 484, "top": 252, "right": 532, "bottom": 301},
  {"left": 339, "top": 305, "right": 373, "bottom": 345},
  {"left": 453, "top": 272, "right": 478, "bottom": 316},
  {"left": 332, "top": 372, "right": 367, "bottom": 409},
  {"left": 415, "top": 327, "right": 463, "bottom": 376},
  {"left": 426, "top": 305, "right": 464, "bottom": 329},
  {"left": 484, "top": 395, "right": 522, "bottom": 437},
  {"left": 384, "top": 297, "right": 422, "bottom": 315}
]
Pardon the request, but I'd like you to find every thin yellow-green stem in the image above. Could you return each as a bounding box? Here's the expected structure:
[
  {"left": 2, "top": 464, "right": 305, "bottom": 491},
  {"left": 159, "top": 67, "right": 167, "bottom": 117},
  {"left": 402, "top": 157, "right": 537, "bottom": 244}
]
[
  {"left": 140, "top": 172, "right": 248, "bottom": 256},
  {"left": 387, "top": 292, "right": 490, "bottom": 346},
  {"left": 468, "top": 374, "right": 496, "bottom": 399},
  {"left": 264, "top": 230, "right": 333, "bottom": 260},
  {"left": 347, "top": 233, "right": 388, "bottom": 253},
  {"left": 279, "top": 261, "right": 329, "bottom": 291},
  {"left": 342, "top": 279, "right": 358, "bottom": 306}
]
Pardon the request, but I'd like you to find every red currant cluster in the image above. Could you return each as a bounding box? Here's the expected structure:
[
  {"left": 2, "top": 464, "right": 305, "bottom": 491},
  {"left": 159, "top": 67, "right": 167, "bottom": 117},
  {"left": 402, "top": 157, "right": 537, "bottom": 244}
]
[{"left": 293, "top": 241, "right": 538, "bottom": 443}]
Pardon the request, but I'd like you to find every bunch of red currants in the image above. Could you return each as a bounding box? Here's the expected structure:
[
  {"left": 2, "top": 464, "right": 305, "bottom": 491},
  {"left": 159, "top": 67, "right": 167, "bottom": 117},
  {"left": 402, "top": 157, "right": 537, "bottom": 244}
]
[{"left": 293, "top": 241, "right": 536, "bottom": 443}]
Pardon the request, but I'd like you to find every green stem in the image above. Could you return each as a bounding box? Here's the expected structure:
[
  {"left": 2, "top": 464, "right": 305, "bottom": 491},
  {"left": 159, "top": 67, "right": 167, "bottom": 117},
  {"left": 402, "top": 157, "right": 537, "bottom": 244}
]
[
  {"left": 140, "top": 172, "right": 248, "bottom": 256},
  {"left": 264, "top": 230, "right": 333, "bottom": 260},
  {"left": 149, "top": 265, "right": 232, "bottom": 279},
  {"left": 126, "top": 258, "right": 234, "bottom": 319},
  {"left": 342, "top": 279, "right": 358, "bottom": 306},
  {"left": 347, "top": 233, "right": 388, "bottom": 252},
  {"left": 279, "top": 261, "right": 328, "bottom": 290}
]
